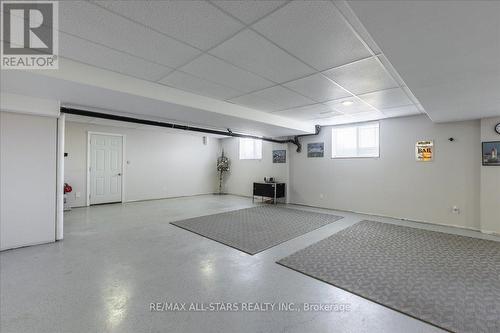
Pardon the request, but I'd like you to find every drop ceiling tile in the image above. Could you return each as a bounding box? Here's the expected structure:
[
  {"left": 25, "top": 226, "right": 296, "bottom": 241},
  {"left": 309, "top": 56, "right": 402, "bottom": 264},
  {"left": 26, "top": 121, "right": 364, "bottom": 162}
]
[
  {"left": 273, "top": 103, "right": 341, "bottom": 121},
  {"left": 92, "top": 0, "right": 244, "bottom": 50},
  {"left": 332, "top": 0, "right": 382, "bottom": 55},
  {"left": 59, "top": 1, "right": 201, "bottom": 68},
  {"left": 315, "top": 111, "right": 387, "bottom": 126},
  {"left": 179, "top": 54, "right": 273, "bottom": 93},
  {"left": 318, "top": 111, "right": 385, "bottom": 126},
  {"left": 209, "top": 29, "right": 314, "bottom": 83},
  {"left": 247, "top": 85, "right": 315, "bottom": 109},
  {"left": 313, "top": 112, "right": 346, "bottom": 120},
  {"left": 229, "top": 86, "right": 314, "bottom": 112},
  {"left": 377, "top": 54, "right": 406, "bottom": 87},
  {"left": 323, "top": 57, "right": 398, "bottom": 95},
  {"left": 225, "top": 95, "right": 277, "bottom": 112},
  {"left": 314, "top": 114, "right": 353, "bottom": 126},
  {"left": 211, "top": 0, "right": 287, "bottom": 24},
  {"left": 158, "top": 71, "right": 242, "bottom": 100},
  {"left": 284, "top": 73, "right": 352, "bottom": 102},
  {"left": 60, "top": 33, "right": 173, "bottom": 81},
  {"left": 252, "top": 0, "right": 372, "bottom": 71},
  {"left": 358, "top": 88, "right": 413, "bottom": 109},
  {"left": 324, "top": 97, "right": 375, "bottom": 114},
  {"left": 381, "top": 105, "right": 421, "bottom": 118},
  {"left": 346, "top": 111, "right": 386, "bottom": 123}
]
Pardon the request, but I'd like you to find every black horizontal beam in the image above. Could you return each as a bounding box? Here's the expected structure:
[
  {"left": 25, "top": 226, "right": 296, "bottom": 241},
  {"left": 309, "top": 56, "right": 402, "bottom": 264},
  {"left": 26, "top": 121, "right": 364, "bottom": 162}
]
[{"left": 60, "top": 107, "right": 320, "bottom": 152}]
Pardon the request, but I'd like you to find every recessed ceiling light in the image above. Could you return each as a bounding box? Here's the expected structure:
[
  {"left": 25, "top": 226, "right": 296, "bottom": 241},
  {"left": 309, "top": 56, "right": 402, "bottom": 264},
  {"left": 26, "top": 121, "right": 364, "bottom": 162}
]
[{"left": 341, "top": 100, "right": 354, "bottom": 106}]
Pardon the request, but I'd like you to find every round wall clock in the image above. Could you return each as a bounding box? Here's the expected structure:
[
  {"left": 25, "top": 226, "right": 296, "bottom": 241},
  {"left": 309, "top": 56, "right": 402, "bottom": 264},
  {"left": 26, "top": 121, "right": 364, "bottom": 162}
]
[{"left": 496, "top": 123, "right": 500, "bottom": 135}]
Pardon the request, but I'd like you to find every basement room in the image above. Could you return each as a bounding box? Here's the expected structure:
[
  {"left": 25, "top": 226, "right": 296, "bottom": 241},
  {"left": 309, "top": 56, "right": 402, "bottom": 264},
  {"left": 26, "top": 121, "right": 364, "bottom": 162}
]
[{"left": 0, "top": 1, "right": 499, "bottom": 332}]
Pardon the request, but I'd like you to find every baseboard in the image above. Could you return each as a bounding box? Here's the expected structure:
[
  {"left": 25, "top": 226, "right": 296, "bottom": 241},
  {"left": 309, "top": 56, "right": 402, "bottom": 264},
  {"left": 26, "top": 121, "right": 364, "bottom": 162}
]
[
  {"left": 480, "top": 229, "right": 500, "bottom": 236},
  {"left": 65, "top": 194, "right": 499, "bottom": 237},
  {"left": 68, "top": 192, "right": 217, "bottom": 208},
  {"left": 0, "top": 238, "right": 55, "bottom": 252},
  {"left": 225, "top": 193, "right": 252, "bottom": 198},
  {"left": 124, "top": 192, "right": 214, "bottom": 204},
  {"left": 225, "top": 192, "right": 290, "bottom": 204},
  {"left": 287, "top": 201, "right": 495, "bottom": 236}
]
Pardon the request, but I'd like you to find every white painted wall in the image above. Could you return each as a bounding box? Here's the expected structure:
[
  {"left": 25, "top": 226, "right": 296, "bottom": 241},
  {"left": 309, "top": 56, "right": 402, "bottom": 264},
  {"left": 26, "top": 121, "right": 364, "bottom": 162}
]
[
  {"left": 0, "top": 92, "right": 60, "bottom": 117},
  {"left": 0, "top": 112, "right": 57, "bottom": 250},
  {"left": 64, "top": 121, "right": 220, "bottom": 207},
  {"left": 220, "top": 138, "right": 289, "bottom": 199},
  {"left": 289, "top": 115, "right": 481, "bottom": 230},
  {"left": 480, "top": 117, "right": 500, "bottom": 234}
]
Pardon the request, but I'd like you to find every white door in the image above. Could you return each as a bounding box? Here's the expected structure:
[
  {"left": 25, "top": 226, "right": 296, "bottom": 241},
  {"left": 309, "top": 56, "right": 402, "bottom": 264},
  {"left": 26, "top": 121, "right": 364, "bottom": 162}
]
[{"left": 89, "top": 133, "right": 123, "bottom": 205}]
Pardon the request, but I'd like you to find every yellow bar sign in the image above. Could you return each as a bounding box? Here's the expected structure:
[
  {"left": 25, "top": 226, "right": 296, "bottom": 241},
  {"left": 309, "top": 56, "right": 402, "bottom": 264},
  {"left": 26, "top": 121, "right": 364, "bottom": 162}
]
[{"left": 416, "top": 140, "right": 434, "bottom": 161}]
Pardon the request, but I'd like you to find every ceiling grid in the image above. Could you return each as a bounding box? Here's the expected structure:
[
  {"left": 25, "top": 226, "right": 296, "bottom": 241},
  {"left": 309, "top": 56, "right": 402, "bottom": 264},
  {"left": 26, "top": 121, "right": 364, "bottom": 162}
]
[{"left": 8, "top": 0, "right": 433, "bottom": 127}]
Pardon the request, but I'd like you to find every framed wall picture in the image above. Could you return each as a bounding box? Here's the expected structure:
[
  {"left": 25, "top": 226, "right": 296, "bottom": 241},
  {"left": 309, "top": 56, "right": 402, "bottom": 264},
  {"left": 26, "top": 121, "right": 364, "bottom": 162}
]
[
  {"left": 482, "top": 141, "right": 500, "bottom": 166},
  {"left": 415, "top": 140, "right": 434, "bottom": 161},
  {"left": 272, "top": 150, "right": 286, "bottom": 163},
  {"left": 307, "top": 142, "right": 324, "bottom": 158}
]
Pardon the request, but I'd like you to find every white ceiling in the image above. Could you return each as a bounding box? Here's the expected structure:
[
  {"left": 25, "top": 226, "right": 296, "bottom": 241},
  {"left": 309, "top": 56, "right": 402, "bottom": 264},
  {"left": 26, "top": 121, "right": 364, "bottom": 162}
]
[
  {"left": 1, "top": 63, "right": 312, "bottom": 137},
  {"left": 1, "top": 0, "right": 424, "bottom": 128},
  {"left": 6, "top": 0, "right": 494, "bottom": 131},
  {"left": 348, "top": 0, "right": 500, "bottom": 122}
]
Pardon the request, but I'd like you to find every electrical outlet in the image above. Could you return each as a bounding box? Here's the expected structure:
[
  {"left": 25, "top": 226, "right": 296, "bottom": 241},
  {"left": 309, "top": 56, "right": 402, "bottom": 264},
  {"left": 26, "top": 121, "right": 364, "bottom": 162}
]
[
  {"left": 75, "top": 192, "right": 81, "bottom": 198},
  {"left": 319, "top": 193, "right": 324, "bottom": 199}
]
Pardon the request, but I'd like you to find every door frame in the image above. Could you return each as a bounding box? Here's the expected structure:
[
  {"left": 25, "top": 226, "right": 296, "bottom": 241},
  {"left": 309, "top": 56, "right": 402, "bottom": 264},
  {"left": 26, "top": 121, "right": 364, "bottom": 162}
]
[{"left": 86, "top": 131, "right": 126, "bottom": 206}]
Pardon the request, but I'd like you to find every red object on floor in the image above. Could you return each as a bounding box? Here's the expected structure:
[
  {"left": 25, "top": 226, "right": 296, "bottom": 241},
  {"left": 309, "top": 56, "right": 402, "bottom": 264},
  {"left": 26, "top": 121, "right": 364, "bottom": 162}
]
[{"left": 64, "top": 183, "right": 72, "bottom": 194}]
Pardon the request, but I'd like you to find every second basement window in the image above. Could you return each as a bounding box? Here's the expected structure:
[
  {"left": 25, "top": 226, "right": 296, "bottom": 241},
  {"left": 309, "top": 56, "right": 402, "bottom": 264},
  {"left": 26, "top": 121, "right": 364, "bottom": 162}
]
[
  {"left": 332, "top": 122, "right": 380, "bottom": 158},
  {"left": 239, "top": 138, "right": 262, "bottom": 160}
]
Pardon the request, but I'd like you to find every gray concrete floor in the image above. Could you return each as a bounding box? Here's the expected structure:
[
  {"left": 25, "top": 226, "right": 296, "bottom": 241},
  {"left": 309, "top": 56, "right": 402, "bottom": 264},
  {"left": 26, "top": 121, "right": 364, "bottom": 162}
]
[{"left": 1, "top": 195, "right": 497, "bottom": 333}]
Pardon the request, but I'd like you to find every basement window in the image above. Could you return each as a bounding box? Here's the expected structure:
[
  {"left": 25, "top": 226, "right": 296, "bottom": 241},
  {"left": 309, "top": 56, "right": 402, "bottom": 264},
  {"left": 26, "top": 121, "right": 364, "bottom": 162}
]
[
  {"left": 332, "top": 122, "right": 380, "bottom": 158},
  {"left": 239, "top": 138, "right": 262, "bottom": 160}
]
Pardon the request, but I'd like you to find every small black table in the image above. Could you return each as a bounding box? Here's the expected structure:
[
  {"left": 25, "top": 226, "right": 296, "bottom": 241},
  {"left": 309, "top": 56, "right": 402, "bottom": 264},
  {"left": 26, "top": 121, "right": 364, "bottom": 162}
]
[{"left": 253, "top": 182, "right": 286, "bottom": 204}]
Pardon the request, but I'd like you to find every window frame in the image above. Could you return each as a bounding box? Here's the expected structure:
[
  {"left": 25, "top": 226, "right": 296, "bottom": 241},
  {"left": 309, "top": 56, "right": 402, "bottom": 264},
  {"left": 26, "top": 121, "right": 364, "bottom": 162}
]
[
  {"left": 331, "top": 122, "right": 380, "bottom": 159},
  {"left": 239, "top": 138, "right": 263, "bottom": 160}
]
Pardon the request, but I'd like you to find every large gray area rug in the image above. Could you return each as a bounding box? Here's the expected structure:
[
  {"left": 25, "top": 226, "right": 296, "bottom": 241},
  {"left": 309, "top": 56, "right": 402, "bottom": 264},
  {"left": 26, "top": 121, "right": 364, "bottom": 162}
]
[
  {"left": 277, "top": 220, "right": 500, "bottom": 333},
  {"left": 170, "top": 206, "right": 343, "bottom": 255}
]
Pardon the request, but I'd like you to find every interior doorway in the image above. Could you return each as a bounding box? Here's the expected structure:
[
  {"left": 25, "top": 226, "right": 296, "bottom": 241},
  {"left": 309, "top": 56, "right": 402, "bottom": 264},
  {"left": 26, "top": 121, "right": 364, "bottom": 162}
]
[{"left": 87, "top": 132, "right": 124, "bottom": 205}]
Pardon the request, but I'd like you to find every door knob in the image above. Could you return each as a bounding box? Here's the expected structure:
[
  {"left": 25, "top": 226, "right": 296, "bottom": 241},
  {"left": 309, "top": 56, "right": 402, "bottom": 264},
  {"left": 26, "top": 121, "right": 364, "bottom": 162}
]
[{"left": 117, "top": 173, "right": 122, "bottom": 176}]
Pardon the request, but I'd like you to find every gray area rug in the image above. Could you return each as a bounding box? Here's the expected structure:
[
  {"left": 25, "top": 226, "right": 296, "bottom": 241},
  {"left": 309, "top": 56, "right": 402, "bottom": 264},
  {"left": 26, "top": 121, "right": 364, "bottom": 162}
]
[
  {"left": 277, "top": 220, "right": 500, "bottom": 333},
  {"left": 170, "top": 206, "right": 343, "bottom": 255}
]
